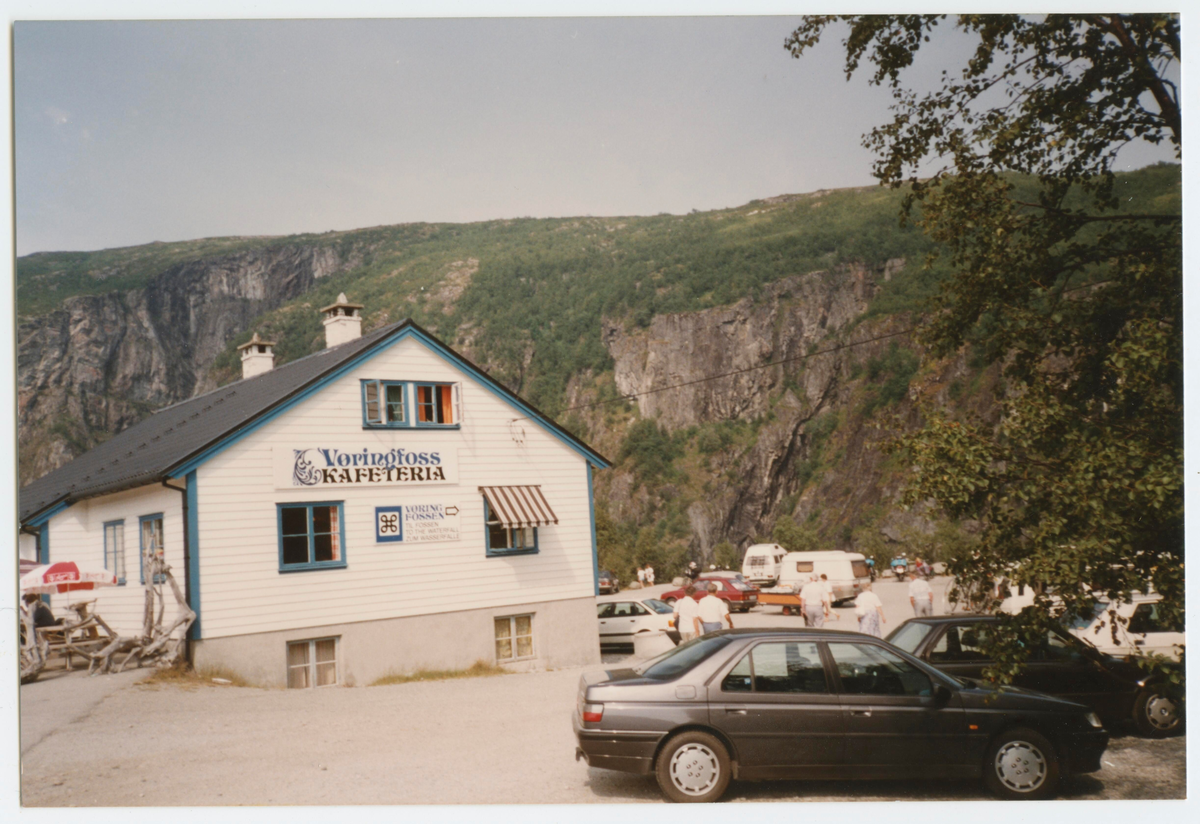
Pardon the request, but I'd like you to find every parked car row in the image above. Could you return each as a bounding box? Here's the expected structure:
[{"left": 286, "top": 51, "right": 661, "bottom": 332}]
[{"left": 580, "top": 587, "right": 1184, "bottom": 803}]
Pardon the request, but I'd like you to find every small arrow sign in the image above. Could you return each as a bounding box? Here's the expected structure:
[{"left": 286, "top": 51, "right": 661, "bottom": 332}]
[{"left": 445, "top": 506, "right": 459, "bottom": 516}]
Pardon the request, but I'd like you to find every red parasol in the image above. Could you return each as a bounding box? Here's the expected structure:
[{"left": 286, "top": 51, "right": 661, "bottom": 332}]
[{"left": 20, "top": 561, "right": 118, "bottom": 595}]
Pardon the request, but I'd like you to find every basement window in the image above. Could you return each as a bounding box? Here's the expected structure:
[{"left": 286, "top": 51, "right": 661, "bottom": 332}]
[
  {"left": 287, "top": 637, "right": 339, "bottom": 688},
  {"left": 495, "top": 615, "right": 534, "bottom": 662}
]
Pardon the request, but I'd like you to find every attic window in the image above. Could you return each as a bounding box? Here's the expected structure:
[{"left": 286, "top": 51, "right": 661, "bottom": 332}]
[
  {"left": 362, "top": 380, "right": 406, "bottom": 427},
  {"left": 415, "top": 383, "right": 459, "bottom": 427}
]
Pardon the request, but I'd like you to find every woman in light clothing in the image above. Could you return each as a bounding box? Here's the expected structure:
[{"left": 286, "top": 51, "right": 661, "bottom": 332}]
[
  {"left": 855, "top": 582, "right": 886, "bottom": 638},
  {"left": 673, "top": 585, "right": 701, "bottom": 643}
]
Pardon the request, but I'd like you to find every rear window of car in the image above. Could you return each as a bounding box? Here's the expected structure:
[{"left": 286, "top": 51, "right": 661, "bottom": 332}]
[
  {"left": 851, "top": 560, "right": 870, "bottom": 579},
  {"left": 642, "top": 599, "right": 674, "bottom": 614},
  {"left": 635, "top": 636, "right": 735, "bottom": 681},
  {"left": 886, "top": 621, "right": 936, "bottom": 653},
  {"left": 729, "top": 582, "right": 754, "bottom": 591}
]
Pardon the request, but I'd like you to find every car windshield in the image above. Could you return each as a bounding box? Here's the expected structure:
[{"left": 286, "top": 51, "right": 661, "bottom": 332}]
[
  {"left": 633, "top": 635, "right": 735, "bottom": 681},
  {"left": 1064, "top": 602, "right": 1109, "bottom": 629},
  {"left": 886, "top": 621, "right": 936, "bottom": 653},
  {"left": 642, "top": 599, "right": 674, "bottom": 614}
]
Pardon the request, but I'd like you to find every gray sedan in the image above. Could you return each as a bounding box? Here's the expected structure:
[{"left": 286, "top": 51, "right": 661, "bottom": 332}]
[{"left": 574, "top": 628, "right": 1109, "bottom": 802}]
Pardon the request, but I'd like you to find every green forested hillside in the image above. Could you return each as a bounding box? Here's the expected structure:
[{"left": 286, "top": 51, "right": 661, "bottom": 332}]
[{"left": 16, "top": 163, "right": 1180, "bottom": 580}]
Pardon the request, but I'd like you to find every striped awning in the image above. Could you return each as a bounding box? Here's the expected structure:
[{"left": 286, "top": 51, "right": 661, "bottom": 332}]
[{"left": 480, "top": 485, "right": 558, "bottom": 529}]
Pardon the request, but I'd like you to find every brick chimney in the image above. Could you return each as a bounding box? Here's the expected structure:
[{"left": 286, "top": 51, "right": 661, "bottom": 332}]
[
  {"left": 237, "top": 333, "right": 276, "bottom": 379},
  {"left": 320, "top": 293, "right": 364, "bottom": 348}
]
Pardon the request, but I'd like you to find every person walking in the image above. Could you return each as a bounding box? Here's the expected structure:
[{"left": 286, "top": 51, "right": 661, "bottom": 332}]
[
  {"left": 855, "top": 582, "right": 886, "bottom": 637},
  {"left": 698, "top": 582, "right": 732, "bottom": 634},
  {"left": 909, "top": 573, "right": 934, "bottom": 616},
  {"left": 799, "top": 575, "right": 827, "bottom": 628},
  {"left": 673, "top": 585, "right": 701, "bottom": 643},
  {"left": 636, "top": 565, "right": 647, "bottom": 587},
  {"left": 645, "top": 564, "right": 655, "bottom": 586}
]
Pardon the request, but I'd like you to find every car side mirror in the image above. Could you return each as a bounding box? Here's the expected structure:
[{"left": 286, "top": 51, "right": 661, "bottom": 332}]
[{"left": 932, "top": 684, "right": 953, "bottom": 709}]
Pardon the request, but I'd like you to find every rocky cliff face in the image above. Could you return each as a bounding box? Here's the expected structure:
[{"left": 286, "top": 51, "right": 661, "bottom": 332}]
[
  {"left": 594, "top": 258, "right": 967, "bottom": 558},
  {"left": 17, "top": 244, "right": 350, "bottom": 483}
]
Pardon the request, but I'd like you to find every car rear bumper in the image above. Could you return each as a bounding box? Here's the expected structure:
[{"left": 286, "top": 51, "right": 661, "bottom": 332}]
[
  {"left": 1059, "top": 729, "right": 1110, "bottom": 774},
  {"left": 574, "top": 722, "right": 662, "bottom": 775}
]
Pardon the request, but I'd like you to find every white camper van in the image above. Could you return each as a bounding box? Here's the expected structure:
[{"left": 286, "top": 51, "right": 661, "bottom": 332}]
[
  {"left": 741, "top": 543, "right": 788, "bottom": 586},
  {"left": 777, "top": 551, "right": 873, "bottom": 604}
]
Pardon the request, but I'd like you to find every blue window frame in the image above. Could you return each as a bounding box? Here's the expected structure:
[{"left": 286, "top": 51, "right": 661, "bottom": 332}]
[
  {"left": 278, "top": 502, "right": 347, "bottom": 572},
  {"left": 484, "top": 499, "right": 538, "bottom": 557},
  {"left": 362, "top": 380, "right": 408, "bottom": 428},
  {"left": 414, "top": 382, "right": 459, "bottom": 428},
  {"left": 138, "top": 513, "right": 165, "bottom": 584},
  {"left": 103, "top": 520, "right": 127, "bottom": 585}
]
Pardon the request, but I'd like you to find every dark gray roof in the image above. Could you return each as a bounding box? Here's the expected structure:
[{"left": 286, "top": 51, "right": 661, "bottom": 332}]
[{"left": 20, "top": 319, "right": 608, "bottom": 523}]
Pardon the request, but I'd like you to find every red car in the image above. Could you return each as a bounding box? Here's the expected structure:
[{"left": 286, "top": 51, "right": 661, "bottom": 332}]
[{"left": 660, "top": 577, "right": 760, "bottom": 613}]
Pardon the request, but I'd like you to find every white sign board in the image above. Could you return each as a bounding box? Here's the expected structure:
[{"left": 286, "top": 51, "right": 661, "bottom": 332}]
[
  {"left": 274, "top": 445, "right": 458, "bottom": 490},
  {"left": 376, "top": 504, "right": 462, "bottom": 544}
]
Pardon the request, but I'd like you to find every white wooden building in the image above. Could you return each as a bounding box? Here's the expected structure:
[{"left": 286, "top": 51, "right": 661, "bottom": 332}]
[{"left": 19, "top": 297, "right": 609, "bottom": 687}]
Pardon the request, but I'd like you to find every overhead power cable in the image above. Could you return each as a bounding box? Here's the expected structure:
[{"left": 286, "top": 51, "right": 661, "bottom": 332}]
[{"left": 509, "top": 326, "right": 916, "bottom": 422}]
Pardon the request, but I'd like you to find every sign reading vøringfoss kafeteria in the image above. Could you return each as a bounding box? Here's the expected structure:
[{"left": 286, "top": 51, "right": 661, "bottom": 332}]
[{"left": 274, "top": 445, "right": 458, "bottom": 489}]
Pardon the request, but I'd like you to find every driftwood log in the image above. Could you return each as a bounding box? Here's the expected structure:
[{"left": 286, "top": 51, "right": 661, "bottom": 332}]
[
  {"left": 88, "top": 547, "right": 195, "bottom": 675},
  {"left": 19, "top": 543, "right": 196, "bottom": 681}
]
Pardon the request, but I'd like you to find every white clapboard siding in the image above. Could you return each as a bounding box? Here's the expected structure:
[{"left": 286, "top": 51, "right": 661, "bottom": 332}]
[
  {"left": 41, "top": 485, "right": 188, "bottom": 639},
  {"left": 195, "top": 335, "right": 599, "bottom": 639}
]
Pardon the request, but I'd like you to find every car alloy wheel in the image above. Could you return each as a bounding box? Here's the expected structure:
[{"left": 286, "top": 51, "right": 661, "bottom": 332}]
[
  {"left": 983, "top": 728, "right": 1059, "bottom": 800},
  {"left": 656, "top": 731, "right": 731, "bottom": 803},
  {"left": 1135, "top": 689, "right": 1181, "bottom": 737}
]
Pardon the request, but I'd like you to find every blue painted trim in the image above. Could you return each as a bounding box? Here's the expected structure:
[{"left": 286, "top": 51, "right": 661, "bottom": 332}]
[
  {"left": 186, "top": 471, "right": 202, "bottom": 640},
  {"left": 38, "top": 523, "right": 50, "bottom": 604},
  {"left": 277, "top": 501, "right": 348, "bottom": 572},
  {"left": 361, "top": 379, "right": 410, "bottom": 428},
  {"left": 139, "top": 513, "right": 165, "bottom": 585},
  {"left": 169, "top": 325, "right": 609, "bottom": 478},
  {"left": 102, "top": 519, "right": 128, "bottom": 585},
  {"left": 587, "top": 464, "right": 600, "bottom": 597},
  {"left": 375, "top": 506, "right": 404, "bottom": 543},
  {"left": 28, "top": 500, "right": 70, "bottom": 528},
  {"left": 483, "top": 497, "right": 539, "bottom": 557}
]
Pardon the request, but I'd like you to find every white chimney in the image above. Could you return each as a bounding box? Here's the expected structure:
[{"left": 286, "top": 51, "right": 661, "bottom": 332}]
[
  {"left": 237, "top": 333, "right": 276, "bottom": 379},
  {"left": 320, "top": 293, "right": 364, "bottom": 348}
]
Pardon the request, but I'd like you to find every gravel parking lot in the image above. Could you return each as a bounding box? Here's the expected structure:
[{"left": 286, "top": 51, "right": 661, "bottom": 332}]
[{"left": 20, "top": 575, "right": 1186, "bottom": 806}]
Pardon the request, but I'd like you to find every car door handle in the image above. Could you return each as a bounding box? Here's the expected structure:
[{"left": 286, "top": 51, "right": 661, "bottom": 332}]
[
  {"left": 1134, "top": 639, "right": 1145, "bottom": 645},
  {"left": 725, "top": 708, "right": 747, "bottom": 715},
  {"left": 851, "top": 710, "right": 873, "bottom": 717}
]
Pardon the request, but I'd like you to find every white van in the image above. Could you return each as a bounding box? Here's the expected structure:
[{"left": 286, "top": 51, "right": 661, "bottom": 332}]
[
  {"left": 741, "top": 543, "right": 788, "bottom": 586},
  {"left": 777, "top": 551, "right": 873, "bottom": 604}
]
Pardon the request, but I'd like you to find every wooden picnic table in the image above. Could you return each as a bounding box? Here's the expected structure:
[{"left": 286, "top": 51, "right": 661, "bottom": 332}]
[{"left": 36, "top": 601, "right": 116, "bottom": 671}]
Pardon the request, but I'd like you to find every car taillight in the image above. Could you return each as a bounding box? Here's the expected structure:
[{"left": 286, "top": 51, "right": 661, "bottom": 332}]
[{"left": 583, "top": 703, "right": 604, "bottom": 723}]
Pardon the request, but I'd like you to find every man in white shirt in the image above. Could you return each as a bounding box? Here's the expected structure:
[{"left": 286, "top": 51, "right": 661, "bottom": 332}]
[
  {"left": 908, "top": 574, "right": 934, "bottom": 616},
  {"left": 697, "top": 583, "right": 732, "bottom": 634},
  {"left": 799, "top": 575, "right": 827, "bottom": 627},
  {"left": 636, "top": 565, "right": 646, "bottom": 587},
  {"left": 645, "top": 565, "right": 655, "bottom": 586},
  {"left": 855, "top": 582, "right": 886, "bottom": 637},
  {"left": 673, "top": 585, "right": 701, "bottom": 643}
]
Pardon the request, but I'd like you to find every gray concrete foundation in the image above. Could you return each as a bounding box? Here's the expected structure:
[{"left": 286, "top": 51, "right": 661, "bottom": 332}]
[{"left": 191, "top": 596, "right": 601, "bottom": 688}]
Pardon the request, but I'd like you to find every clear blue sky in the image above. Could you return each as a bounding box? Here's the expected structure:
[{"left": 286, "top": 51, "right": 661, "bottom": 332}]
[{"left": 13, "top": 13, "right": 1178, "bottom": 254}]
